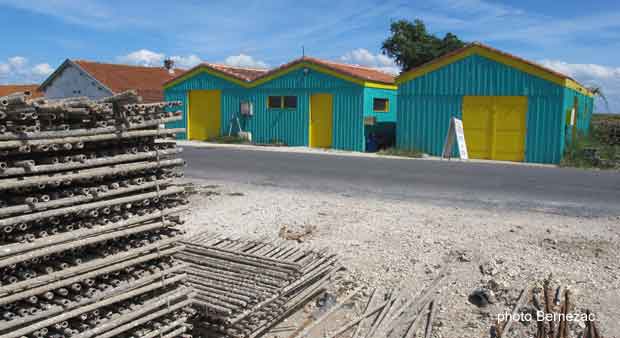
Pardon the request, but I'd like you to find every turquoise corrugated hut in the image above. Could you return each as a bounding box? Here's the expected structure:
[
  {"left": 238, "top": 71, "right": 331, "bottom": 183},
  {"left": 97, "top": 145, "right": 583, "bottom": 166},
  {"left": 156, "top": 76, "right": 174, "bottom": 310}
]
[
  {"left": 396, "top": 42, "right": 594, "bottom": 164},
  {"left": 163, "top": 57, "right": 397, "bottom": 152}
]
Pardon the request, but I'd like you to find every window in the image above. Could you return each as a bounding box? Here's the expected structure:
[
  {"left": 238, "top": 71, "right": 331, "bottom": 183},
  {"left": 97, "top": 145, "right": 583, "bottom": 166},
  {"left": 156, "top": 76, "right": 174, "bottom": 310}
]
[
  {"left": 283, "top": 96, "right": 297, "bottom": 109},
  {"left": 373, "top": 98, "right": 389, "bottom": 112},
  {"left": 268, "top": 96, "right": 282, "bottom": 109},
  {"left": 268, "top": 96, "right": 298, "bottom": 109}
]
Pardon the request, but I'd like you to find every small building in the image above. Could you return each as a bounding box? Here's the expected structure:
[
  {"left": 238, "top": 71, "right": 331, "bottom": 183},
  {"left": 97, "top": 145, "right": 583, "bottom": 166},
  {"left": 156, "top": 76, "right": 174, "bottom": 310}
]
[
  {"left": 39, "top": 59, "right": 183, "bottom": 103},
  {"left": 396, "top": 43, "right": 594, "bottom": 164},
  {"left": 0, "top": 84, "right": 44, "bottom": 98},
  {"left": 163, "top": 57, "right": 397, "bottom": 151}
]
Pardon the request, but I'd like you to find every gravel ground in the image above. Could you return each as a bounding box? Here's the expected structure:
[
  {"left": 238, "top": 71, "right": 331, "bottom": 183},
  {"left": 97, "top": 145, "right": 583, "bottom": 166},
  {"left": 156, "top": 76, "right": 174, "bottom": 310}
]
[{"left": 181, "top": 178, "right": 620, "bottom": 338}]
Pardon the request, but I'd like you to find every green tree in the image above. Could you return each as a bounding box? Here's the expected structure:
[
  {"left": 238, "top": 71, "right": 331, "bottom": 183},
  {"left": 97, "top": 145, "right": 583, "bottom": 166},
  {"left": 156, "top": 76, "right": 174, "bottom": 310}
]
[{"left": 382, "top": 19, "right": 465, "bottom": 72}]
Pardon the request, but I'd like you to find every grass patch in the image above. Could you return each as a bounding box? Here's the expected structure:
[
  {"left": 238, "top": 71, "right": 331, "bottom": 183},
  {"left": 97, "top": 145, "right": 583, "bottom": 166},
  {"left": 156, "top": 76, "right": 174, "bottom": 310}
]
[
  {"left": 255, "top": 139, "right": 288, "bottom": 147},
  {"left": 593, "top": 113, "right": 620, "bottom": 122},
  {"left": 377, "top": 147, "right": 424, "bottom": 158},
  {"left": 206, "top": 135, "right": 251, "bottom": 144},
  {"left": 561, "top": 121, "right": 619, "bottom": 169}
]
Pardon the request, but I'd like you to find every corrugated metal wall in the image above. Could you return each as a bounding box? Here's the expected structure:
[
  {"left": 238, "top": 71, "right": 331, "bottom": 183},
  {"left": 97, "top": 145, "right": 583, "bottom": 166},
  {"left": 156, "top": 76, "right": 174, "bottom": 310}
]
[
  {"left": 397, "top": 54, "right": 572, "bottom": 164},
  {"left": 363, "top": 88, "right": 397, "bottom": 123},
  {"left": 247, "top": 68, "right": 365, "bottom": 150},
  {"left": 164, "top": 72, "right": 244, "bottom": 140},
  {"left": 561, "top": 88, "right": 594, "bottom": 151},
  {"left": 164, "top": 67, "right": 369, "bottom": 151},
  {"left": 221, "top": 89, "right": 309, "bottom": 146},
  {"left": 525, "top": 96, "right": 565, "bottom": 163},
  {"left": 164, "top": 91, "right": 188, "bottom": 140},
  {"left": 332, "top": 90, "right": 364, "bottom": 151},
  {"left": 398, "top": 95, "right": 461, "bottom": 156}
]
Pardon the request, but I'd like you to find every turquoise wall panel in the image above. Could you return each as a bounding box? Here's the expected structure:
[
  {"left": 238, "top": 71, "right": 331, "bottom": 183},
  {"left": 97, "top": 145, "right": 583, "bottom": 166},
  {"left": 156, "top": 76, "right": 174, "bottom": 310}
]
[
  {"left": 525, "top": 96, "right": 565, "bottom": 163},
  {"left": 562, "top": 87, "right": 594, "bottom": 150},
  {"left": 164, "top": 70, "right": 243, "bottom": 140},
  {"left": 363, "top": 88, "right": 397, "bottom": 123},
  {"left": 332, "top": 91, "right": 364, "bottom": 151},
  {"left": 254, "top": 68, "right": 359, "bottom": 90},
  {"left": 399, "top": 55, "right": 564, "bottom": 97},
  {"left": 166, "top": 72, "right": 244, "bottom": 92},
  {"left": 247, "top": 69, "right": 365, "bottom": 149},
  {"left": 398, "top": 53, "right": 570, "bottom": 164},
  {"left": 164, "top": 91, "right": 187, "bottom": 140},
  {"left": 397, "top": 95, "right": 461, "bottom": 156},
  {"left": 227, "top": 90, "right": 310, "bottom": 146}
]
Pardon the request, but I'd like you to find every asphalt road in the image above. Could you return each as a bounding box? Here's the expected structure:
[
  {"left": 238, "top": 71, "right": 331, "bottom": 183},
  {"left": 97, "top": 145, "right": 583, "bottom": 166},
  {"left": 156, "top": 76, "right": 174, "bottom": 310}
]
[{"left": 182, "top": 146, "right": 620, "bottom": 216}]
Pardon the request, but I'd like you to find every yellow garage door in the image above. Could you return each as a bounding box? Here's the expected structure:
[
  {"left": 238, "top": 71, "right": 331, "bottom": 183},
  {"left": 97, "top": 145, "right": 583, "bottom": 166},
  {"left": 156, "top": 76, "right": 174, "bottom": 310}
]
[
  {"left": 188, "top": 90, "right": 221, "bottom": 141},
  {"left": 462, "top": 96, "right": 527, "bottom": 162},
  {"left": 309, "top": 93, "right": 333, "bottom": 148}
]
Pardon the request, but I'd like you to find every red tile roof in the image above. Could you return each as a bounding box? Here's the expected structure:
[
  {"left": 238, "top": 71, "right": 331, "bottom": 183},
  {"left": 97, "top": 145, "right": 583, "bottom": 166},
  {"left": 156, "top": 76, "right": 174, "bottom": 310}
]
[
  {"left": 0, "top": 84, "right": 44, "bottom": 98},
  {"left": 207, "top": 63, "right": 269, "bottom": 82},
  {"left": 261, "top": 56, "right": 396, "bottom": 84},
  {"left": 74, "top": 60, "right": 185, "bottom": 103},
  {"left": 164, "top": 56, "right": 396, "bottom": 87}
]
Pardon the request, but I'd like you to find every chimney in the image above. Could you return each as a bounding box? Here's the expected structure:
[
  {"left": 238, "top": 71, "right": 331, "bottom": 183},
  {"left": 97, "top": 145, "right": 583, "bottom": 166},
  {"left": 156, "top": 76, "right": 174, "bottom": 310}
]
[{"left": 164, "top": 58, "right": 175, "bottom": 74}]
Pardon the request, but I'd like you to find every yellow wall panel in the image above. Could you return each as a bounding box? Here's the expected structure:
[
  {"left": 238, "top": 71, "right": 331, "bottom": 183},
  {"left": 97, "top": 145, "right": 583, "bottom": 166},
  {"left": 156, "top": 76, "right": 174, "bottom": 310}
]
[
  {"left": 494, "top": 97, "right": 527, "bottom": 161},
  {"left": 188, "top": 90, "right": 221, "bottom": 140},
  {"left": 463, "top": 96, "right": 527, "bottom": 162},
  {"left": 462, "top": 96, "right": 493, "bottom": 159},
  {"left": 309, "top": 93, "right": 333, "bottom": 148}
]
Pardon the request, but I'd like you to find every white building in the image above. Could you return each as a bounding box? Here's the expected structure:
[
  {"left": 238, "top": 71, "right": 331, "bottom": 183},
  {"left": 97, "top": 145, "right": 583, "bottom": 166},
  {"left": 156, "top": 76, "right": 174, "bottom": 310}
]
[{"left": 39, "top": 59, "right": 183, "bottom": 103}]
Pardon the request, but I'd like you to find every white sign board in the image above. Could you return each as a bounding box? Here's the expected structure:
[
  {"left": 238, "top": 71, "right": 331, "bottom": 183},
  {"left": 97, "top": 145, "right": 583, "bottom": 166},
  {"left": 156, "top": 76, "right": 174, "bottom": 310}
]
[{"left": 442, "top": 117, "right": 469, "bottom": 160}]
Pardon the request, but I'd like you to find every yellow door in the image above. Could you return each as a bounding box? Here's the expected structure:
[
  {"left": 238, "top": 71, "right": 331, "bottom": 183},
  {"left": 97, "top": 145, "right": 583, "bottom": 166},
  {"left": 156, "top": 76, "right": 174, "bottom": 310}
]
[
  {"left": 309, "top": 94, "right": 333, "bottom": 148},
  {"left": 462, "top": 96, "right": 527, "bottom": 162},
  {"left": 493, "top": 97, "right": 527, "bottom": 161},
  {"left": 188, "top": 90, "right": 221, "bottom": 140},
  {"left": 462, "top": 96, "right": 494, "bottom": 159}
]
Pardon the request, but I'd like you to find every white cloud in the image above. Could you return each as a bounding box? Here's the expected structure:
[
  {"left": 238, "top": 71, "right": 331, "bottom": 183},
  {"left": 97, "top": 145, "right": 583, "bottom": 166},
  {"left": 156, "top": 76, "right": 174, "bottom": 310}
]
[
  {"left": 117, "top": 49, "right": 165, "bottom": 67},
  {"left": 223, "top": 54, "right": 269, "bottom": 69},
  {"left": 340, "top": 48, "right": 401, "bottom": 75},
  {"left": 8, "top": 56, "right": 27, "bottom": 68},
  {"left": 0, "top": 0, "right": 125, "bottom": 30},
  {"left": 540, "top": 60, "right": 620, "bottom": 80},
  {"left": 170, "top": 55, "right": 202, "bottom": 69},
  {"left": 31, "top": 63, "right": 54, "bottom": 76},
  {"left": 119, "top": 51, "right": 270, "bottom": 70},
  {"left": 117, "top": 50, "right": 202, "bottom": 69},
  {"left": 0, "top": 63, "right": 10, "bottom": 76},
  {"left": 541, "top": 59, "right": 620, "bottom": 113},
  {"left": 0, "top": 56, "right": 54, "bottom": 84},
  {"left": 440, "top": 0, "right": 524, "bottom": 17}
]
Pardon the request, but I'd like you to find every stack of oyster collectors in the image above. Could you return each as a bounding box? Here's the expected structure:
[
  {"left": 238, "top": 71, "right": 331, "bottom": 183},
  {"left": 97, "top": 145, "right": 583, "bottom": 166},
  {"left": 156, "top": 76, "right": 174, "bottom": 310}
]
[{"left": 0, "top": 90, "right": 193, "bottom": 338}]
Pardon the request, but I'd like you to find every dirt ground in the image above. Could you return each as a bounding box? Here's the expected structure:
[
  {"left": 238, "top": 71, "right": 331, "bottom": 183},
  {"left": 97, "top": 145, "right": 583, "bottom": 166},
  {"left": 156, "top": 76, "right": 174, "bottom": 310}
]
[{"left": 181, "top": 178, "right": 620, "bottom": 338}]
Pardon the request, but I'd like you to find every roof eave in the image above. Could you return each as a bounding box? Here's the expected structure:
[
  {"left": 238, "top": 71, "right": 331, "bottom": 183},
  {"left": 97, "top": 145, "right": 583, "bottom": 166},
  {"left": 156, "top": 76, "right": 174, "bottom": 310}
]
[
  {"left": 164, "top": 59, "right": 396, "bottom": 90},
  {"left": 163, "top": 63, "right": 253, "bottom": 89},
  {"left": 396, "top": 44, "right": 593, "bottom": 96},
  {"left": 70, "top": 60, "right": 116, "bottom": 94},
  {"left": 38, "top": 58, "right": 72, "bottom": 91},
  {"left": 250, "top": 59, "right": 396, "bottom": 89},
  {"left": 38, "top": 59, "right": 115, "bottom": 95}
]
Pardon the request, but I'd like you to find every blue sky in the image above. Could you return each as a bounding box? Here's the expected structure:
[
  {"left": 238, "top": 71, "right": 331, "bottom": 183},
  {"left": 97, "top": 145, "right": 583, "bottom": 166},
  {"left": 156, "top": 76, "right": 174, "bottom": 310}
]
[{"left": 0, "top": 0, "right": 619, "bottom": 112}]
